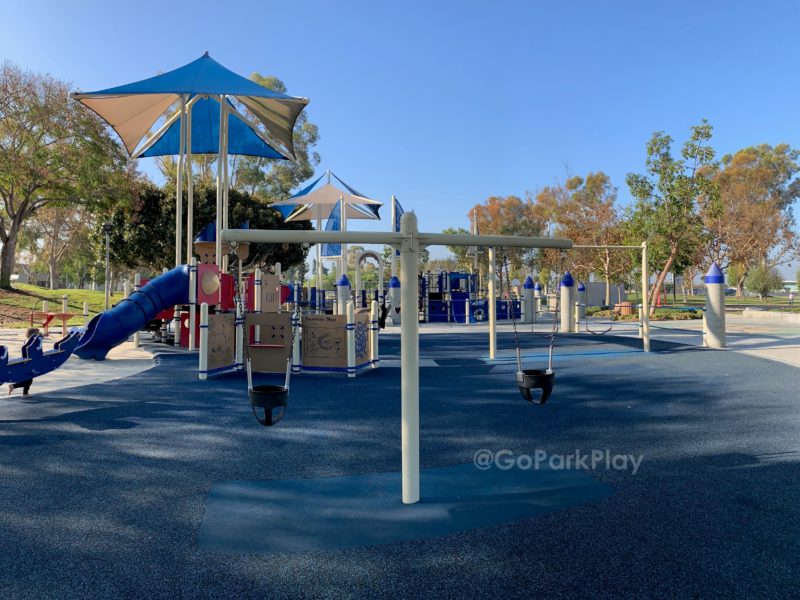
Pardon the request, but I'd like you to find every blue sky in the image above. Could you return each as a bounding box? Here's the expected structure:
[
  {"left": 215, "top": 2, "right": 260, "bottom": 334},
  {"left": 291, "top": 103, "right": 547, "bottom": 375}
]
[{"left": 2, "top": 0, "right": 799, "bottom": 274}]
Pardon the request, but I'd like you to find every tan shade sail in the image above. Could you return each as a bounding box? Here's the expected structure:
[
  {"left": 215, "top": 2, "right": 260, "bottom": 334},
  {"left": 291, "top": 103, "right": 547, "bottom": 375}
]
[{"left": 70, "top": 52, "right": 308, "bottom": 159}]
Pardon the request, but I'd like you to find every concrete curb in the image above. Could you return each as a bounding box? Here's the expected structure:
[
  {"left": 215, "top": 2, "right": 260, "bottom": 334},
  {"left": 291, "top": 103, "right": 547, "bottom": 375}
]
[{"left": 741, "top": 308, "right": 800, "bottom": 324}]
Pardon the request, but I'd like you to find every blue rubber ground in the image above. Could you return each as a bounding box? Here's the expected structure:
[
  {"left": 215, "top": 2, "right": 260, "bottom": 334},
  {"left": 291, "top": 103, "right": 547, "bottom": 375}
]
[
  {"left": 199, "top": 463, "right": 612, "bottom": 554},
  {"left": 1, "top": 332, "right": 799, "bottom": 598}
]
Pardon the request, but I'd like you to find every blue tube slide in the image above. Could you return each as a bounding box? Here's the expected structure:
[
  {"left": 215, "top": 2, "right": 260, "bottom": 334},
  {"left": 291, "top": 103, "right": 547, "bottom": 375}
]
[{"left": 75, "top": 265, "right": 190, "bottom": 360}]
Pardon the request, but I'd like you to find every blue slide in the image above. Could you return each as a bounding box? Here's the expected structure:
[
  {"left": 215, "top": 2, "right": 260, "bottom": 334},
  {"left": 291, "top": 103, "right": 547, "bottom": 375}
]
[{"left": 75, "top": 265, "right": 190, "bottom": 360}]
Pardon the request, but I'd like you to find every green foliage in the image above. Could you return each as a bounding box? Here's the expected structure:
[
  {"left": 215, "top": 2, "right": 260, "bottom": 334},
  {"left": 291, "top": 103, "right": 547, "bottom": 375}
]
[
  {"left": 233, "top": 73, "right": 320, "bottom": 200},
  {"left": 704, "top": 144, "right": 800, "bottom": 282},
  {"left": 625, "top": 120, "right": 717, "bottom": 273},
  {"left": 745, "top": 265, "right": 784, "bottom": 301},
  {"left": 100, "top": 183, "right": 311, "bottom": 272},
  {"left": 442, "top": 227, "right": 472, "bottom": 271},
  {"left": 470, "top": 196, "right": 545, "bottom": 273},
  {"left": 0, "top": 61, "right": 134, "bottom": 287},
  {"left": 625, "top": 121, "right": 718, "bottom": 308}
]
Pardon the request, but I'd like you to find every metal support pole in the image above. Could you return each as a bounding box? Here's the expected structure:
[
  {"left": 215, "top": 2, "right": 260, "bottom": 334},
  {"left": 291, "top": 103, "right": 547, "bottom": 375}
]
[
  {"left": 189, "top": 259, "right": 197, "bottom": 351},
  {"left": 104, "top": 230, "right": 111, "bottom": 311},
  {"left": 641, "top": 241, "right": 650, "bottom": 352},
  {"left": 254, "top": 267, "right": 262, "bottom": 344},
  {"left": 133, "top": 274, "right": 141, "bottom": 348},
  {"left": 234, "top": 301, "right": 243, "bottom": 371},
  {"left": 199, "top": 302, "right": 209, "bottom": 379},
  {"left": 175, "top": 95, "right": 186, "bottom": 268},
  {"left": 292, "top": 309, "right": 302, "bottom": 374},
  {"left": 185, "top": 100, "right": 194, "bottom": 266},
  {"left": 346, "top": 300, "right": 356, "bottom": 378},
  {"left": 390, "top": 194, "right": 398, "bottom": 278},
  {"left": 400, "top": 212, "right": 420, "bottom": 504},
  {"left": 560, "top": 273, "right": 576, "bottom": 333},
  {"left": 275, "top": 262, "right": 282, "bottom": 314},
  {"left": 638, "top": 305, "right": 643, "bottom": 339},
  {"left": 221, "top": 104, "right": 230, "bottom": 274},
  {"left": 173, "top": 304, "right": 181, "bottom": 348},
  {"left": 370, "top": 299, "right": 379, "bottom": 367},
  {"left": 215, "top": 96, "right": 224, "bottom": 271},
  {"left": 488, "top": 247, "right": 496, "bottom": 360},
  {"left": 83, "top": 301, "right": 89, "bottom": 326}
]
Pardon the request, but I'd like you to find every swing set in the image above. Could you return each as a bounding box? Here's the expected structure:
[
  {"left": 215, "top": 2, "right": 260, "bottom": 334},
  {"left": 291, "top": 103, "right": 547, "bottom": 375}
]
[
  {"left": 224, "top": 215, "right": 577, "bottom": 504},
  {"left": 499, "top": 252, "right": 559, "bottom": 404}
]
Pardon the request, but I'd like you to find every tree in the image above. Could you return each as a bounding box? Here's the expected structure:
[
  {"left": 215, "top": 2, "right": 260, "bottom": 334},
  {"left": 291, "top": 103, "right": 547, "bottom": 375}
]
[
  {"left": 702, "top": 144, "right": 800, "bottom": 294},
  {"left": 0, "top": 62, "right": 134, "bottom": 288},
  {"left": 101, "top": 183, "right": 311, "bottom": 272},
  {"left": 442, "top": 227, "right": 474, "bottom": 272},
  {"left": 418, "top": 248, "right": 430, "bottom": 270},
  {"left": 745, "top": 265, "right": 784, "bottom": 302},
  {"left": 23, "top": 205, "right": 92, "bottom": 288},
  {"left": 545, "top": 172, "right": 631, "bottom": 304},
  {"left": 469, "top": 196, "right": 545, "bottom": 279},
  {"left": 233, "top": 74, "right": 320, "bottom": 201},
  {"left": 626, "top": 120, "right": 717, "bottom": 311}
]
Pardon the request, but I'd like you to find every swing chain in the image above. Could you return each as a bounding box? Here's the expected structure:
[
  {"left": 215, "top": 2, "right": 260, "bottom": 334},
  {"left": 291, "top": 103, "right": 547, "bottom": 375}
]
[
  {"left": 500, "top": 250, "right": 562, "bottom": 355},
  {"left": 500, "top": 251, "right": 521, "bottom": 362},
  {"left": 235, "top": 266, "right": 299, "bottom": 372}
]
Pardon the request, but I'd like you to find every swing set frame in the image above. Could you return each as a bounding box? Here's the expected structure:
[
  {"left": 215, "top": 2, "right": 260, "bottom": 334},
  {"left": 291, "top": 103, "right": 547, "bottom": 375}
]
[
  {"left": 571, "top": 243, "right": 651, "bottom": 352},
  {"left": 224, "top": 213, "right": 571, "bottom": 505}
]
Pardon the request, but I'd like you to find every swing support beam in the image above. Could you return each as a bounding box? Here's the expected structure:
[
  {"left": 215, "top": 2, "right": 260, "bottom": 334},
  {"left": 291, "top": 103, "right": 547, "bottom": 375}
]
[
  {"left": 224, "top": 215, "right": 572, "bottom": 505},
  {"left": 571, "top": 243, "right": 650, "bottom": 352}
]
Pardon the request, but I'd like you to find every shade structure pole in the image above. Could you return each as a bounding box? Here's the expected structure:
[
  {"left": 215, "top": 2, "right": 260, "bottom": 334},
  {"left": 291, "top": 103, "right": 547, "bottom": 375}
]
[
  {"left": 641, "top": 241, "right": 650, "bottom": 352},
  {"left": 341, "top": 196, "right": 347, "bottom": 281},
  {"left": 215, "top": 95, "right": 224, "bottom": 272},
  {"left": 221, "top": 101, "right": 230, "bottom": 274},
  {"left": 185, "top": 99, "right": 194, "bottom": 266},
  {"left": 391, "top": 195, "right": 398, "bottom": 278},
  {"left": 488, "top": 247, "right": 497, "bottom": 359},
  {"left": 399, "top": 212, "right": 420, "bottom": 504},
  {"left": 175, "top": 95, "right": 186, "bottom": 267},
  {"left": 316, "top": 215, "right": 322, "bottom": 312}
]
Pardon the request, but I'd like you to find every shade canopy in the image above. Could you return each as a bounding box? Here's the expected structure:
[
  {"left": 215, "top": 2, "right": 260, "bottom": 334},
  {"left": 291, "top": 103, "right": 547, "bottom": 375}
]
[
  {"left": 71, "top": 52, "right": 308, "bottom": 159},
  {"left": 136, "top": 97, "right": 285, "bottom": 159},
  {"left": 271, "top": 171, "right": 382, "bottom": 223}
]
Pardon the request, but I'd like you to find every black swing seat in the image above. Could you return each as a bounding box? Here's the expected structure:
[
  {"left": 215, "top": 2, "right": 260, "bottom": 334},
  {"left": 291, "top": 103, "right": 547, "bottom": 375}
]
[
  {"left": 249, "top": 384, "right": 288, "bottom": 426},
  {"left": 516, "top": 369, "right": 554, "bottom": 404},
  {"left": 378, "top": 303, "right": 388, "bottom": 329}
]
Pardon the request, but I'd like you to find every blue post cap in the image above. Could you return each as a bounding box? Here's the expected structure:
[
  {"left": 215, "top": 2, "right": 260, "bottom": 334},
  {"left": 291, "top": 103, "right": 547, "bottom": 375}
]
[
  {"left": 194, "top": 220, "right": 216, "bottom": 243},
  {"left": 523, "top": 276, "right": 534, "bottom": 289},
  {"left": 336, "top": 274, "right": 351, "bottom": 287},
  {"left": 561, "top": 271, "right": 575, "bottom": 287},
  {"left": 388, "top": 276, "right": 401, "bottom": 288},
  {"left": 704, "top": 262, "right": 724, "bottom": 284},
  {"left": 577, "top": 281, "right": 585, "bottom": 291},
  {"left": 533, "top": 282, "right": 542, "bottom": 292}
]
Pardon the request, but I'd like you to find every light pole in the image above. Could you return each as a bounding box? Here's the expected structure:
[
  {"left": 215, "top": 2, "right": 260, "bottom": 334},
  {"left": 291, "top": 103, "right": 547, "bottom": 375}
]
[{"left": 103, "top": 222, "right": 113, "bottom": 310}]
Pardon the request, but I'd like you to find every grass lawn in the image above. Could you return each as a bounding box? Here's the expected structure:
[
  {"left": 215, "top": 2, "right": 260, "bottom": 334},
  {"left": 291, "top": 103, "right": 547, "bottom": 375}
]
[
  {"left": 625, "top": 292, "right": 797, "bottom": 307},
  {"left": 0, "top": 284, "right": 123, "bottom": 328}
]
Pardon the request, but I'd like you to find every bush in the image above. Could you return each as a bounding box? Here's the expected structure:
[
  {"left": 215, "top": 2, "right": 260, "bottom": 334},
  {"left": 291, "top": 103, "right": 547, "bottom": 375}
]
[
  {"left": 652, "top": 309, "right": 702, "bottom": 320},
  {"left": 745, "top": 265, "right": 784, "bottom": 302}
]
